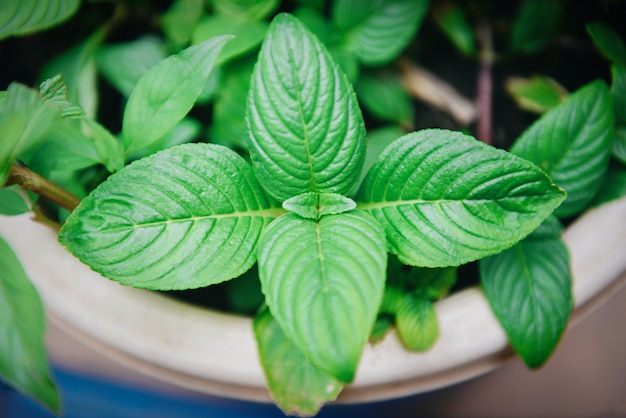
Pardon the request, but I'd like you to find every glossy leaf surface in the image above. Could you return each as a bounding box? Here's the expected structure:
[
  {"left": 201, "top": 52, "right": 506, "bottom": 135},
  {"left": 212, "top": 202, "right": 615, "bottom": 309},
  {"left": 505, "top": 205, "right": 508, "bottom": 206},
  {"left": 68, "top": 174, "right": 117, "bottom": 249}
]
[
  {"left": 0, "top": 237, "right": 59, "bottom": 412},
  {"left": 480, "top": 235, "right": 572, "bottom": 368},
  {"left": 254, "top": 308, "right": 343, "bottom": 416},
  {"left": 0, "top": 0, "right": 80, "bottom": 40},
  {"left": 122, "top": 35, "right": 231, "bottom": 155},
  {"left": 257, "top": 211, "right": 387, "bottom": 382},
  {"left": 59, "top": 144, "right": 281, "bottom": 290},
  {"left": 282, "top": 193, "right": 356, "bottom": 220},
  {"left": 247, "top": 13, "right": 366, "bottom": 202},
  {"left": 511, "top": 80, "right": 614, "bottom": 217},
  {"left": 357, "top": 129, "right": 565, "bottom": 268},
  {"left": 332, "top": 0, "right": 429, "bottom": 65}
]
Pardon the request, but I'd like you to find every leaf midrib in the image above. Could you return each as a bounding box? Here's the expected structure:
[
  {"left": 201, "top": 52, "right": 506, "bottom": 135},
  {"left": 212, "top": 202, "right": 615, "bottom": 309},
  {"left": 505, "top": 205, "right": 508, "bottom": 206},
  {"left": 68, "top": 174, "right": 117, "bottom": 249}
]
[{"left": 356, "top": 196, "right": 535, "bottom": 211}]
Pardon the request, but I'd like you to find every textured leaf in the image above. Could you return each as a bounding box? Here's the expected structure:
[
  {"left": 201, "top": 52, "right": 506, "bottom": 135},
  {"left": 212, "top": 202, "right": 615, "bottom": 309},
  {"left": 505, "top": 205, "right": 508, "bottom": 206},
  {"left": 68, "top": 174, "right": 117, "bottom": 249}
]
[
  {"left": 356, "top": 70, "right": 413, "bottom": 125},
  {"left": 192, "top": 15, "right": 267, "bottom": 66},
  {"left": 511, "top": 80, "right": 614, "bottom": 217},
  {"left": 396, "top": 295, "right": 439, "bottom": 351},
  {"left": 59, "top": 143, "right": 282, "bottom": 290},
  {"left": 96, "top": 36, "right": 166, "bottom": 97},
  {"left": 480, "top": 236, "right": 572, "bottom": 368},
  {"left": 586, "top": 21, "right": 626, "bottom": 69},
  {"left": 510, "top": 0, "right": 564, "bottom": 54},
  {"left": 282, "top": 193, "right": 356, "bottom": 220},
  {"left": 332, "top": 0, "right": 429, "bottom": 65},
  {"left": 0, "top": 237, "right": 59, "bottom": 412},
  {"left": 247, "top": 13, "right": 366, "bottom": 202},
  {"left": 0, "top": 0, "right": 80, "bottom": 40},
  {"left": 506, "top": 75, "right": 567, "bottom": 114},
  {"left": 254, "top": 307, "right": 343, "bottom": 416},
  {"left": 257, "top": 210, "right": 387, "bottom": 382},
  {"left": 122, "top": 35, "right": 232, "bottom": 155},
  {"left": 432, "top": 2, "right": 476, "bottom": 56},
  {"left": 357, "top": 129, "right": 565, "bottom": 268}
]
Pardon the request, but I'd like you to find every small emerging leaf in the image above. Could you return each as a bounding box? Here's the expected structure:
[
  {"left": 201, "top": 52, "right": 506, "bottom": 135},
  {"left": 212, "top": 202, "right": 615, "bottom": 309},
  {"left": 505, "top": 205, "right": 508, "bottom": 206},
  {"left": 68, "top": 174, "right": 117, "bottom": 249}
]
[
  {"left": 122, "top": 35, "right": 232, "bottom": 155},
  {"left": 396, "top": 294, "right": 439, "bottom": 352},
  {"left": 59, "top": 143, "right": 282, "bottom": 290},
  {"left": 254, "top": 307, "right": 343, "bottom": 417},
  {"left": 480, "top": 236, "right": 572, "bottom": 368},
  {"left": 0, "top": 237, "right": 60, "bottom": 412},
  {"left": 257, "top": 211, "right": 387, "bottom": 383},
  {"left": 511, "top": 80, "right": 614, "bottom": 218},
  {"left": 247, "top": 13, "right": 366, "bottom": 201},
  {"left": 506, "top": 75, "right": 567, "bottom": 114},
  {"left": 283, "top": 193, "right": 356, "bottom": 220},
  {"left": 357, "top": 129, "right": 566, "bottom": 268}
]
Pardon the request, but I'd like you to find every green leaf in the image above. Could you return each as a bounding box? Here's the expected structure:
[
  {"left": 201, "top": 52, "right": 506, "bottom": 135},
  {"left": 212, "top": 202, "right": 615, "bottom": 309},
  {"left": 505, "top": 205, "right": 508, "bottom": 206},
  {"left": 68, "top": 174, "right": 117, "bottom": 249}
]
[
  {"left": 591, "top": 161, "right": 626, "bottom": 207},
  {"left": 0, "top": 0, "right": 80, "bottom": 40},
  {"left": 257, "top": 210, "right": 387, "bottom": 382},
  {"left": 370, "top": 314, "right": 394, "bottom": 343},
  {"left": 0, "top": 186, "right": 31, "bottom": 215},
  {"left": 0, "top": 82, "right": 59, "bottom": 184},
  {"left": 59, "top": 143, "right": 282, "bottom": 290},
  {"left": 612, "top": 64, "right": 626, "bottom": 126},
  {"left": 282, "top": 193, "right": 356, "bottom": 220},
  {"left": 192, "top": 15, "right": 267, "bottom": 66},
  {"left": 586, "top": 21, "right": 626, "bottom": 69},
  {"left": 510, "top": 0, "right": 564, "bottom": 54},
  {"left": 332, "top": 0, "right": 429, "bottom": 65},
  {"left": 161, "top": 0, "right": 204, "bottom": 47},
  {"left": 612, "top": 126, "right": 626, "bottom": 165},
  {"left": 0, "top": 237, "right": 60, "bottom": 412},
  {"left": 432, "top": 1, "right": 476, "bottom": 56},
  {"left": 510, "top": 80, "right": 614, "bottom": 218},
  {"left": 396, "top": 294, "right": 439, "bottom": 351},
  {"left": 122, "top": 35, "right": 232, "bottom": 155},
  {"left": 506, "top": 75, "right": 568, "bottom": 114},
  {"left": 96, "top": 36, "right": 167, "bottom": 97},
  {"left": 356, "top": 70, "right": 414, "bottom": 126},
  {"left": 358, "top": 125, "right": 404, "bottom": 189},
  {"left": 247, "top": 13, "right": 366, "bottom": 202},
  {"left": 357, "top": 129, "right": 566, "bottom": 268},
  {"left": 211, "top": 0, "right": 279, "bottom": 22},
  {"left": 129, "top": 117, "right": 201, "bottom": 160},
  {"left": 386, "top": 254, "right": 457, "bottom": 300},
  {"left": 480, "top": 236, "right": 572, "bottom": 368},
  {"left": 254, "top": 307, "right": 343, "bottom": 416}
]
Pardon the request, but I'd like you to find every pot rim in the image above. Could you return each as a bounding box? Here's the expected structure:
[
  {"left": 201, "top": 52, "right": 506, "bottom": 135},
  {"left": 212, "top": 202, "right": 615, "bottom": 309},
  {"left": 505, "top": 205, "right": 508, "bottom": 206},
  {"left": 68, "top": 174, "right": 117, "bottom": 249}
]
[{"left": 1, "top": 197, "right": 625, "bottom": 404}]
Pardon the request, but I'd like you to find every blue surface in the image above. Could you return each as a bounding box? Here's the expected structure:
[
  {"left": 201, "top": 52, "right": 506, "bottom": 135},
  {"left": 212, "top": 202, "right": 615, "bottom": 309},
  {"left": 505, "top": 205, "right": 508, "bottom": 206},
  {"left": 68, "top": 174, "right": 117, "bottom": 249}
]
[{"left": 0, "top": 366, "right": 433, "bottom": 417}]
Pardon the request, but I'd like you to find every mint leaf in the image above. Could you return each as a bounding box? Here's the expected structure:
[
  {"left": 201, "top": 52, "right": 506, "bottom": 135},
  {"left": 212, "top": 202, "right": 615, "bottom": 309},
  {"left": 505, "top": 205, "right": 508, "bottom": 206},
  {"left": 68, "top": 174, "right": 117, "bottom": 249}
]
[
  {"left": 332, "top": 0, "right": 429, "bottom": 65},
  {"left": 506, "top": 75, "right": 567, "bottom": 114},
  {"left": 0, "top": 237, "right": 59, "bottom": 413},
  {"left": 247, "top": 13, "right": 366, "bottom": 202},
  {"left": 282, "top": 193, "right": 356, "bottom": 220},
  {"left": 0, "top": 0, "right": 80, "bottom": 40},
  {"left": 357, "top": 129, "right": 565, "bottom": 268},
  {"left": 257, "top": 210, "right": 387, "bottom": 382},
  {"left": 59, "top": 143, "right": 282, "bottom": 290},
  {"left": 511, "top": 80, "right": 614, "bottom": 218},
  {"left": 480, "top": 235, "right": 572, "bottom": 368},
  {"left": 586, "top": 21, "right": 626, "bottom": 69},
  {"left": 254, "top": 307, "right": 343, "bottom": 416},
  {"left": 396, "top": 294, "right": 439, "bottom": 351},
  {"left": 122, "top": 35, "right": 232, "bottom": 155}
]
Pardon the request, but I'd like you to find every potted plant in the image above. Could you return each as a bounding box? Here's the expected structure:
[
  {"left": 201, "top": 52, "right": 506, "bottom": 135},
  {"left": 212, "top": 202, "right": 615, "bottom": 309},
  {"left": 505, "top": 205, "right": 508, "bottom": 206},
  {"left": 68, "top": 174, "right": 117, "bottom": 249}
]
[{"left": 1, "top": 0, "right": 625, "bottom": 416}]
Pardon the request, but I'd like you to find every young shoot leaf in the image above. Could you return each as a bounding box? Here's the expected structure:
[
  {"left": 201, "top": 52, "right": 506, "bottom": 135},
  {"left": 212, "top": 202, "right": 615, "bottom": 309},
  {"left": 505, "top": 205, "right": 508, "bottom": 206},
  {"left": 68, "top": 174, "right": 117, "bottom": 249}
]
[
  {"left": 332, "top": 0, "right": 429, "bottom": 66},
  {"left": 0, "top": 0, "right": 80, "bottom": 40},
  {"left": 510, "top": 80, "right": 614, "bottom": 218},
  {"left": 59, "top": 144, "right": 282, "bottom": 290},
  {"left": 506, "top": 75, "right": 567, "bottom": 114},
  {"left": 396, "top": 294, "right": 439, "bottom": 352},
  {"left": 257, "top": 211, "right": 387, "bottom": 383},
  {"left": 246, "top": 13, "right": 366, "bottom": 202},
  {"left": 480, "top": 235, "right": 572, "bottom": 369},
  {"left": 122, "top": 35, "right": 232, "bottom": 155},
  {"left": 0, "top": 237, "right": 60, "bottom": 413},
  {"left": 282, "top": 193, "right": 356, "bottom": 220},
  {"left": 357, "top": 129, "right": 566, "bottom": 268},
  {"left": 254, "top": 307, "right": 343, "bottom": 417}
]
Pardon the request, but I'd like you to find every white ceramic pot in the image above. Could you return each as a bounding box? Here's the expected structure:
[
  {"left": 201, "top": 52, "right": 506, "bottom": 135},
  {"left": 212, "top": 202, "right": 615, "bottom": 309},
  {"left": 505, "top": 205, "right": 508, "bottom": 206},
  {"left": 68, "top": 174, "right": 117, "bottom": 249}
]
[{"left": 1, "top": 197, "right": 625, "bottom": 403}]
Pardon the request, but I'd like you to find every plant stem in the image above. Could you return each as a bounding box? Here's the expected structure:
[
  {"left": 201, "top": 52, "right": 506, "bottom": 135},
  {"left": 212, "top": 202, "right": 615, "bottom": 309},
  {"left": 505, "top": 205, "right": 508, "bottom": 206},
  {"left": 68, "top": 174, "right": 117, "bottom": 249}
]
[
  {"left": 476, "top": 20, "right": 494, "bottom": 145},
  {"left": 7, "top": 164, "right": 80, "bottom": 212}
]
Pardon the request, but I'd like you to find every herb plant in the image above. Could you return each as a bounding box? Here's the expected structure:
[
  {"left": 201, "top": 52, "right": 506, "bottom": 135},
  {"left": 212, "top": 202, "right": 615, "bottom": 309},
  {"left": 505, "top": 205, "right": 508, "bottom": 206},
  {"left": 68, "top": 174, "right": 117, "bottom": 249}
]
[{"left": 1, "top": 1, "right": 625, "bottom": 417}]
